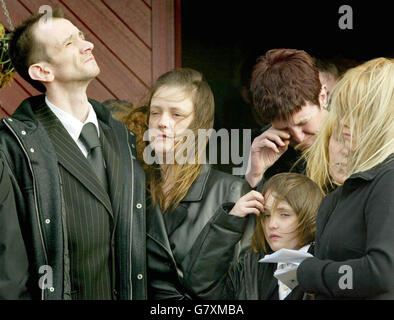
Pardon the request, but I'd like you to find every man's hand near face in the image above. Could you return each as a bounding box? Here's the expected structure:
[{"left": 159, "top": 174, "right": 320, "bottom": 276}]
[{"left": 245, "top": 127, "right": 290, "bottom": 187}]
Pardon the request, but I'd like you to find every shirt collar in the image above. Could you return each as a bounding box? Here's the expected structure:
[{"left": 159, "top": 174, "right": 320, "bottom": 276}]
[
  {"left": 346, "top": 153, "right": 394, "bottom": 182},
  {"left": 45, "top": 96, "right": 100, "bottom": 141}
]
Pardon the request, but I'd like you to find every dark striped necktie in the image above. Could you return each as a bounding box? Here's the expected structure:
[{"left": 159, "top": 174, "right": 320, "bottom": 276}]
[{"left": 79, "top": 122, "right": 108, "bottom": 191}]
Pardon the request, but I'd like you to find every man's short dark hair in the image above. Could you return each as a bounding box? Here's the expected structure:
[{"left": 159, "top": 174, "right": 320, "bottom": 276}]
[
  {"left": 9, "top": 8, "right": 64, "bottom": 93},
  {"left": 250, "top": 48, "right": 322, "bottom": 123}
]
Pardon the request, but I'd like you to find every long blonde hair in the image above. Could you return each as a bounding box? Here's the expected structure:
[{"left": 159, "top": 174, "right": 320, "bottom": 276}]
[
  {"left": 304, "top": 111, "right": 336, "bottom": 194},
  {"left": 305, "top": 58, "right": 394, "bottom": 192},
  {"left": 124, "top": 68, "right": 214, "bottom": 212}
]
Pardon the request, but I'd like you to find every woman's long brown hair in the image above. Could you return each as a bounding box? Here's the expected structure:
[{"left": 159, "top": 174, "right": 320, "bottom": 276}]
[{"left": 122, "top": 68, "right": 214, "bottom": 212}]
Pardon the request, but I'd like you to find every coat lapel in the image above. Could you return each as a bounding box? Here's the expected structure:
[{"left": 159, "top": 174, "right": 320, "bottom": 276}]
[
  {"left": 164, "top": 203, "right": 188, "bottom": 237},
  {"left": 34, "top": 103, "right": 113, "bottom": 216},
  {"left": 146, "top": 165, "right": 212, "bottom": 279},
  {"left": 182, "top": 165, "right": 211, "bottom": 202},
  {"left": 164, "top": 165, "right": 211, "bottom": 235},
  {"left": 147, "top": 201, "right": 172, "bottom": 253},
  {"left": 147, "top": 201, "right": 179, "bottom": 267}
]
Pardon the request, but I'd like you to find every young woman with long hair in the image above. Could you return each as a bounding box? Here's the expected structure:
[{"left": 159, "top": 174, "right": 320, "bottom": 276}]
[{"left": 123, "top": 68, "right": 258, "bottom": 299}]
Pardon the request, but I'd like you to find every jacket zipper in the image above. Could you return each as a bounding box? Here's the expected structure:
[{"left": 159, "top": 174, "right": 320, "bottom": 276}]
[
  {"left": 3, "top": 119, "right": 49, "bottom": 300},
  {"left": 126, "top": 128, "right": 134, "bottom": 300},
  {"left": 57, "top": 170, "right": 69, "bottom": 299}
]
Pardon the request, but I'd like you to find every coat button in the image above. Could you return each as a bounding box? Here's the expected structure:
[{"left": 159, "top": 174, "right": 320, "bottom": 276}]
[
  {"left": 45, "top": 219, "right": 51, "bottom": 224},
  {"left": 21, "top": 130, "right": 26, "bottom": 135},
  {"left": 30, "top": 148, "right": 35, "bottom": 153},
  {"left": 49, "top": 287, "right": 55, "bottom": 292},
  {"left": 8, "top": 118, "right": 13, "bottom": 122},
  {"left": 136, "top": 203, "right": 142, "bottom": 209},
  {"left": 137, "top": 274, "right": 143, "bottom": 280}
]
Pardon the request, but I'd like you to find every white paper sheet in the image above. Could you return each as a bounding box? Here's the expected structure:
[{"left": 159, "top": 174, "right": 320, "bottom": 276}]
[
  {"left": 258, "top": 248, "right": 314, "bottom": 289},
  {"left": 258, "top": 248, "right": 313, "bottom": 264},
  {"left": 274, "top": 265, "right": 299, "bottom": 289}
]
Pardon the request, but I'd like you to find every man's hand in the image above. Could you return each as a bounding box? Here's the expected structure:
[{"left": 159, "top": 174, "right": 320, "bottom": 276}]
[
  {"left": 229, "top": 190, "right": 265, "bottom": 217},
  {"left": 245, "top": 128, "right": 290, "bottom": 187}
]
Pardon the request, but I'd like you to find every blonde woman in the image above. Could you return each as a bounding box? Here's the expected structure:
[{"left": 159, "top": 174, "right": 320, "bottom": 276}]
[
  {"left": 303, "top": 111, "right": 350, "bottom": 195},
  {"left": 123, "top": 68, "right": 257, "bottom": 300},
  {"left": 297, "top": 58, "right": 394, "bottom": 299}
]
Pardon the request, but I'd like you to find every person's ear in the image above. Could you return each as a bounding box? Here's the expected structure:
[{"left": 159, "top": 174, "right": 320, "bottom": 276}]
[
  {"left": 28, "top": 63, "right": 54, "bottom": 83},
  {"left": 319, "top": 84, "right": 328, "bottom": 109}
]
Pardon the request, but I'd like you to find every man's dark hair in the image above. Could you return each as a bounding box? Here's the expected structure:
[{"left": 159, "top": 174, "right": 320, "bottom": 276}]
[
  {"left": 8, "top": 8, "right": 64, "bottom": 93},
  {"left": 314, "top": 57, "right": 339, "bottom": 80},
  {"left": 250, "top": 48, "right": 322, "bottom": 123}
]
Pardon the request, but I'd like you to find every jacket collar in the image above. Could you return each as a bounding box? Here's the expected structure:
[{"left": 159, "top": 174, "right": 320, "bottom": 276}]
[
  {"left": 10, "top": 94, "right": 113, "bottom": 127},
  {"left": 346, "top": 153, "right": 394, "bottom": 182},
  {"left": 9, "top": 94, "right": 114, "bottom": 216},
  {"left": 182, "top": 164, "right": 211, "bottom": 202}
]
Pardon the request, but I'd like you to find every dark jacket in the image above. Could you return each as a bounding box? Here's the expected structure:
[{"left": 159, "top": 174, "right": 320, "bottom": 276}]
[
  {"left": 297, "top": 154, "right": 394, "bottom": 299},
  {"left": 147, "top": 165, "right": 254, "bottom": 300},
  {"left": 0, "top": 159, "right": 30, "bottom": 299},
  {"left": 0, "top": 95, "right": 146, "bottom": 300}
]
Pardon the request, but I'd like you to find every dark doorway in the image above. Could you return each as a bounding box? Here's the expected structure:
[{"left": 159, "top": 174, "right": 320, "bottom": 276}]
[{"left": 181, "top": 2, "right": 392, "bottom": 173}]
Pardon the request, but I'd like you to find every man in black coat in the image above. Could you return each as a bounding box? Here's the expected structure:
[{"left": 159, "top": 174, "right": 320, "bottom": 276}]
[{"left": 0, "top": 9, "right": 146, "bottom": 300}]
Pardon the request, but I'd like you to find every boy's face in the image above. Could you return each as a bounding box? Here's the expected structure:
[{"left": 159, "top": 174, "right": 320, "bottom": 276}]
[
  {"left": 271, "top": 102, "right": 327, "bottom": 149},
  {"left": 33, "top": 18, "right": 100, "bottom": 83},
  {"left": 263, "top": 192, "right": 300, "bottom": 251}
]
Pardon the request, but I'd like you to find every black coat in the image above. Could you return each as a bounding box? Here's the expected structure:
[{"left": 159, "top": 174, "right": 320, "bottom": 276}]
[
  {"left": 146, "top": 165, "right": 254, "bottom": 300},
  {"left": 297, "top": 154, "right": 394, "bottom": 299},
  {"left": 0, "top": 95, "right": 146, "bottom": 300},
  {"left": 0, "top": 159, "right": 30, "bottom": 299}
]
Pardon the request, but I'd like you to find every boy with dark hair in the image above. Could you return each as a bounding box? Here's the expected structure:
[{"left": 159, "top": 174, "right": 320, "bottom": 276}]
[{"left": 246, "top": 49, "right": 328, "bottom": 187}]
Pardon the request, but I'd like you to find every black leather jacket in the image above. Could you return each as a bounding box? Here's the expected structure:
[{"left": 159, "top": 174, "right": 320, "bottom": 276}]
[
  {"left": 0, "top": 95, "right": 146, "bottom": 300},
  {"left": 147, "top": 165, "right": 254, "bottom": 299}
]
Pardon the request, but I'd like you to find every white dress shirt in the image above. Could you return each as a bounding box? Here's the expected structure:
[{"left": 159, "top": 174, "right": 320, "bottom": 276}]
[
  {"left": 276, "top": 244, "right": 311, "bottom": 300},
  {"left": 45, "top": 96, "right": 100, "bottom": 158}
]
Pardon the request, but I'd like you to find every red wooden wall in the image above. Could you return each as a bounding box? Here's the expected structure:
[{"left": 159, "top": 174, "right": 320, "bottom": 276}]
[{"left": 0, "top": 0, "right": 181, "bottom": 118}]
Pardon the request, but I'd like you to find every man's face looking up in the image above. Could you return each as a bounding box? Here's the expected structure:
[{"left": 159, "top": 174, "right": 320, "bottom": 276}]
[{"left": 33, "top": 18, "right": 100, "bottom": 84}]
